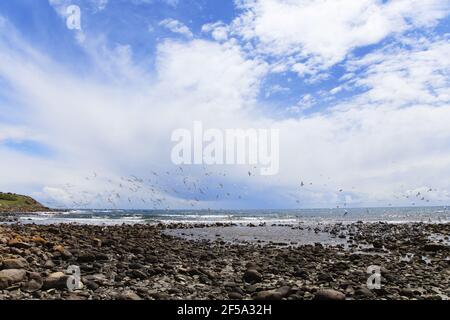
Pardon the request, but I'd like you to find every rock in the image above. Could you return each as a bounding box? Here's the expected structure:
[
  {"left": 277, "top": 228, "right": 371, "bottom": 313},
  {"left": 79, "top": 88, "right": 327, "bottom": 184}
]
[
  {"left": 7, "top": 239, "right": 31, "bottom": 249},
  {"left": 95, "top": 253, "right": 109, "bottom": 261},
  {"left": 400, "top": 288, "right": 417, "bottom": 297},
  {"left": 355, "top": 287, "right": 376, "bottom": 298},
  {"left": 372, "top": 241, "right": 383, "bottom": 249},
  {"left": 228, "top": 292, "right": 243, "bottom": 300},
  {"left": 31, "top": 236, "right": 47, "bottom": 245},
  {"left": 77, "top": 252, "right": 96, "bottom": 263},
  {"left": 85, "top": 281, "right": 99, "bottom": 291},
  {"left": 423, "top": 244, "right": 448, "bottom": 252},
  {"left": 245, "top": 262, "right": 259, "bottom": 270},
  {"left": 254, "top": 286, "right": 291, "bottom": 300},
  {"left": 294, "top": 269, "right": 308, "bottom": 279},
  {"left": 276, "top": 286, "right": 291, "bottom": 297},
  {"left": 313, "top": 289, "right": 346, "bottom": 301},
  {"left": 129, "top": 269, "right": 147, "bottom": 279},
  {"left": 253, "top": 287, "right": 291, "bottom": 300},
  {"left": 44, "top": 259, "right": 55, "bottom": 268},
  {"left": 2, "top": 258, "right": 29, "bottom": 269},
  {"left": 317, "top": 273, "right": 334, "bottom": 282},
  {"left": 118, "top": 290, "right": 142, "bottom": 300},
  {"left": 23, "top": 279, "right": 43, "bottom": 292},
  {"left": 0, "top": 269, "right": 27, "bottom": 289},
  {"left": 243, "top": 269, "right": 262, "bottom": 284},
  {"left": 53, "top": 245, "right": 73, "bottom": 259},
  {"left": 254, "top": 290, "right": 283, "bottom": 300},
  {"left": 43, "top": 272, "right": 70, "bottom": 290}
]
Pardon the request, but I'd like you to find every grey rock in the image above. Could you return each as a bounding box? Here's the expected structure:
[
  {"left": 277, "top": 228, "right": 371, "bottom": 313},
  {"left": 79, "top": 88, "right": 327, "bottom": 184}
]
[{"left": 314, "top": 289, "right": 346, "bottom": 301}]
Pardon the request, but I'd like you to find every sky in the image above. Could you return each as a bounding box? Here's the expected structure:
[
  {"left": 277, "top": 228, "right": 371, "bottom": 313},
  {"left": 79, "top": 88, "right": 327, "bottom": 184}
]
[{"left": 0, "top": 0, "right": 449, "bottom": 210}]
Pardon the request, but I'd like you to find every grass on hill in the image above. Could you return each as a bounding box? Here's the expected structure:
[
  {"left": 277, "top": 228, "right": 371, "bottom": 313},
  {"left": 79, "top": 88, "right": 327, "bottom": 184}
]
[{"left": 0, "top": 192, "right": 50, "bottom": 213}]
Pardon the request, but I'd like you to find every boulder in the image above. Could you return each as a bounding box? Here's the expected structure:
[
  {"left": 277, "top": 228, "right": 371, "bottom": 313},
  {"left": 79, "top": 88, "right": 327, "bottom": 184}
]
[
  {"left": 0, "top": 269, "right": 27, "bottom": 289},
  {"left": 43, "top": 272, "right": 70, "bottom": 290}
]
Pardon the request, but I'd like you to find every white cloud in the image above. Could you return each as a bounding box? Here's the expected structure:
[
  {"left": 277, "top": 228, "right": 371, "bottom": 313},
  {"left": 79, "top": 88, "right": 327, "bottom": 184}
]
[
  {"left": 343, "top": 37, "right": 450, "bottom": 108},
  {"left": 265, "top": 84, "right": 290, "bottom": 98},
  {"left": 202, "top": 22, "right": 229, "bottom": 42},
  {"left": 159, "top": 18, "right": 193, "bottom": 38},
  {"left": 1, "top": 4, "right": 450, "bottom": 208},
  {"left": 231, "top": 0, "right": 450, "bottom": 75},
  {"left": 90, "top": 0, "right": 108, "bottom": 11}
]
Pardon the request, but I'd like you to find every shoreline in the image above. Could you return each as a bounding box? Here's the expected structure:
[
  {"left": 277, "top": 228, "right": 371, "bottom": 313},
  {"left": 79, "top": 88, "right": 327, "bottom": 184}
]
[{"left": 0, "top": 221, "right": 448, "bottom": 300}]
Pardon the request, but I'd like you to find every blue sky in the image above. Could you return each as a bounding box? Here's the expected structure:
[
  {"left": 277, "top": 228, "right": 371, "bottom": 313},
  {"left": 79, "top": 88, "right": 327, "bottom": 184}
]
[{"left": 0, "top": 0, "right": 449, "bottom": 209}]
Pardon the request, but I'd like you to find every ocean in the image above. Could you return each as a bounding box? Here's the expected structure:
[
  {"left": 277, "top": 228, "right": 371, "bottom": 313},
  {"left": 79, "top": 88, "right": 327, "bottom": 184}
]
[{"left": 13, "top": 206, "right": 450, "bottom": 226}]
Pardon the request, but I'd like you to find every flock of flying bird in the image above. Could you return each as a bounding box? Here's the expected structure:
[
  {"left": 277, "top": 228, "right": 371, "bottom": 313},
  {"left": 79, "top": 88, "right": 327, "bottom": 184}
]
[{"left": 44, "top": 166, "right": 445, "bottom": 211}]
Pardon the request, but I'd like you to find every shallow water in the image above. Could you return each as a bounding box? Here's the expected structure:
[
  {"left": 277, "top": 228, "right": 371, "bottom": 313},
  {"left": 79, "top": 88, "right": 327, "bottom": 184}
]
[{"left": 163, "top": 225, "right": 349, "bottom": 246}]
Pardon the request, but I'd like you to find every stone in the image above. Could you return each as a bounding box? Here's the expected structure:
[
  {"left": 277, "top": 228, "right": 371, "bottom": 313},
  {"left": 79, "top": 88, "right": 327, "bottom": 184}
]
[
  {"left": 400, "top": 288, "right": 416, "bottom": 297},
  {"left": 0, "top": 269, "right": 27, "bottom": 289},
  {"left": 32, "top": 236, "right": 47, "bottom": 245},
  {"left": 253, "top": 286, "right": 292, "bottom": 300},
  {"left": 2, "top": 258, "right": 29, "bottom": 269},
  {"left": 53, "top": 245, "right": 73, "bottom": 259},
  {"left": 85, "top": 281, "right": 99, "bottom": 291},
  {"left": 43, "top": 272, "right": 70, "bottom": 290},
  {"left": 355, "top": 287, "right": 376, "bottom": 298},
  {"left": 23, "top": 279, "right": 43, "bottom": 292},
  {"left": 243, "top": 269, "right": 262, "bottom": 284},
  {"left": 44, "top": 259, "right": 55, "bottom": 268},
  {"left": 7, "top": 239, "right": 31, "bottom": 249},
  {"left": 313, "top": 289, "right": 346, "bottom": 301},
  {"left": 228, "top": 292, "right": 243, "bottom": 300},
  {"left": 77, "top": 252, "right": 96, "bottom": 263},
  {"left": 317, "top": 273, "right": 334, "bottom": 282},
  {"left": 118, "top": 290, "right": 142, "bottom": 300}
]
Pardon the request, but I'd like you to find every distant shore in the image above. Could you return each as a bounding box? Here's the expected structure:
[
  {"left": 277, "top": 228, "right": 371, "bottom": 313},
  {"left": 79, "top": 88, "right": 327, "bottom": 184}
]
[
  {"left": 0, "top": 221, "right": 448, "bottom": 300},
  {"left": 0, "top": 193, "right": 51, "bottom": 215}
]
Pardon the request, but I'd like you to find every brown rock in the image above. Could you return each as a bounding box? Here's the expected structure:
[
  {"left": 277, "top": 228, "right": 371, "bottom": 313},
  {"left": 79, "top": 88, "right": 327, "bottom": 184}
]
[
  {"left": 7, "top": 239, "right": 31, "bottom": 249},
  {"left": 2, "top": 258, "right": 29, "bottom": 269}
]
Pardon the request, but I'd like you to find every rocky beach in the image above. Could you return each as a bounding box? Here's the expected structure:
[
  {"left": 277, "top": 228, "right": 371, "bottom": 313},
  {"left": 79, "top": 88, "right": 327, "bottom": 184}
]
[{"left": 0, "top": 221, "right": 448, "bottom": 300}]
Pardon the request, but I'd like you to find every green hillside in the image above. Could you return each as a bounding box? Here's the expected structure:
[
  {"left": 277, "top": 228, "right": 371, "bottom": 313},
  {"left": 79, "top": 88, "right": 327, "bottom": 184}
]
[{"left": 0, "top": 192, "right": 50, "bottom": 213}]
